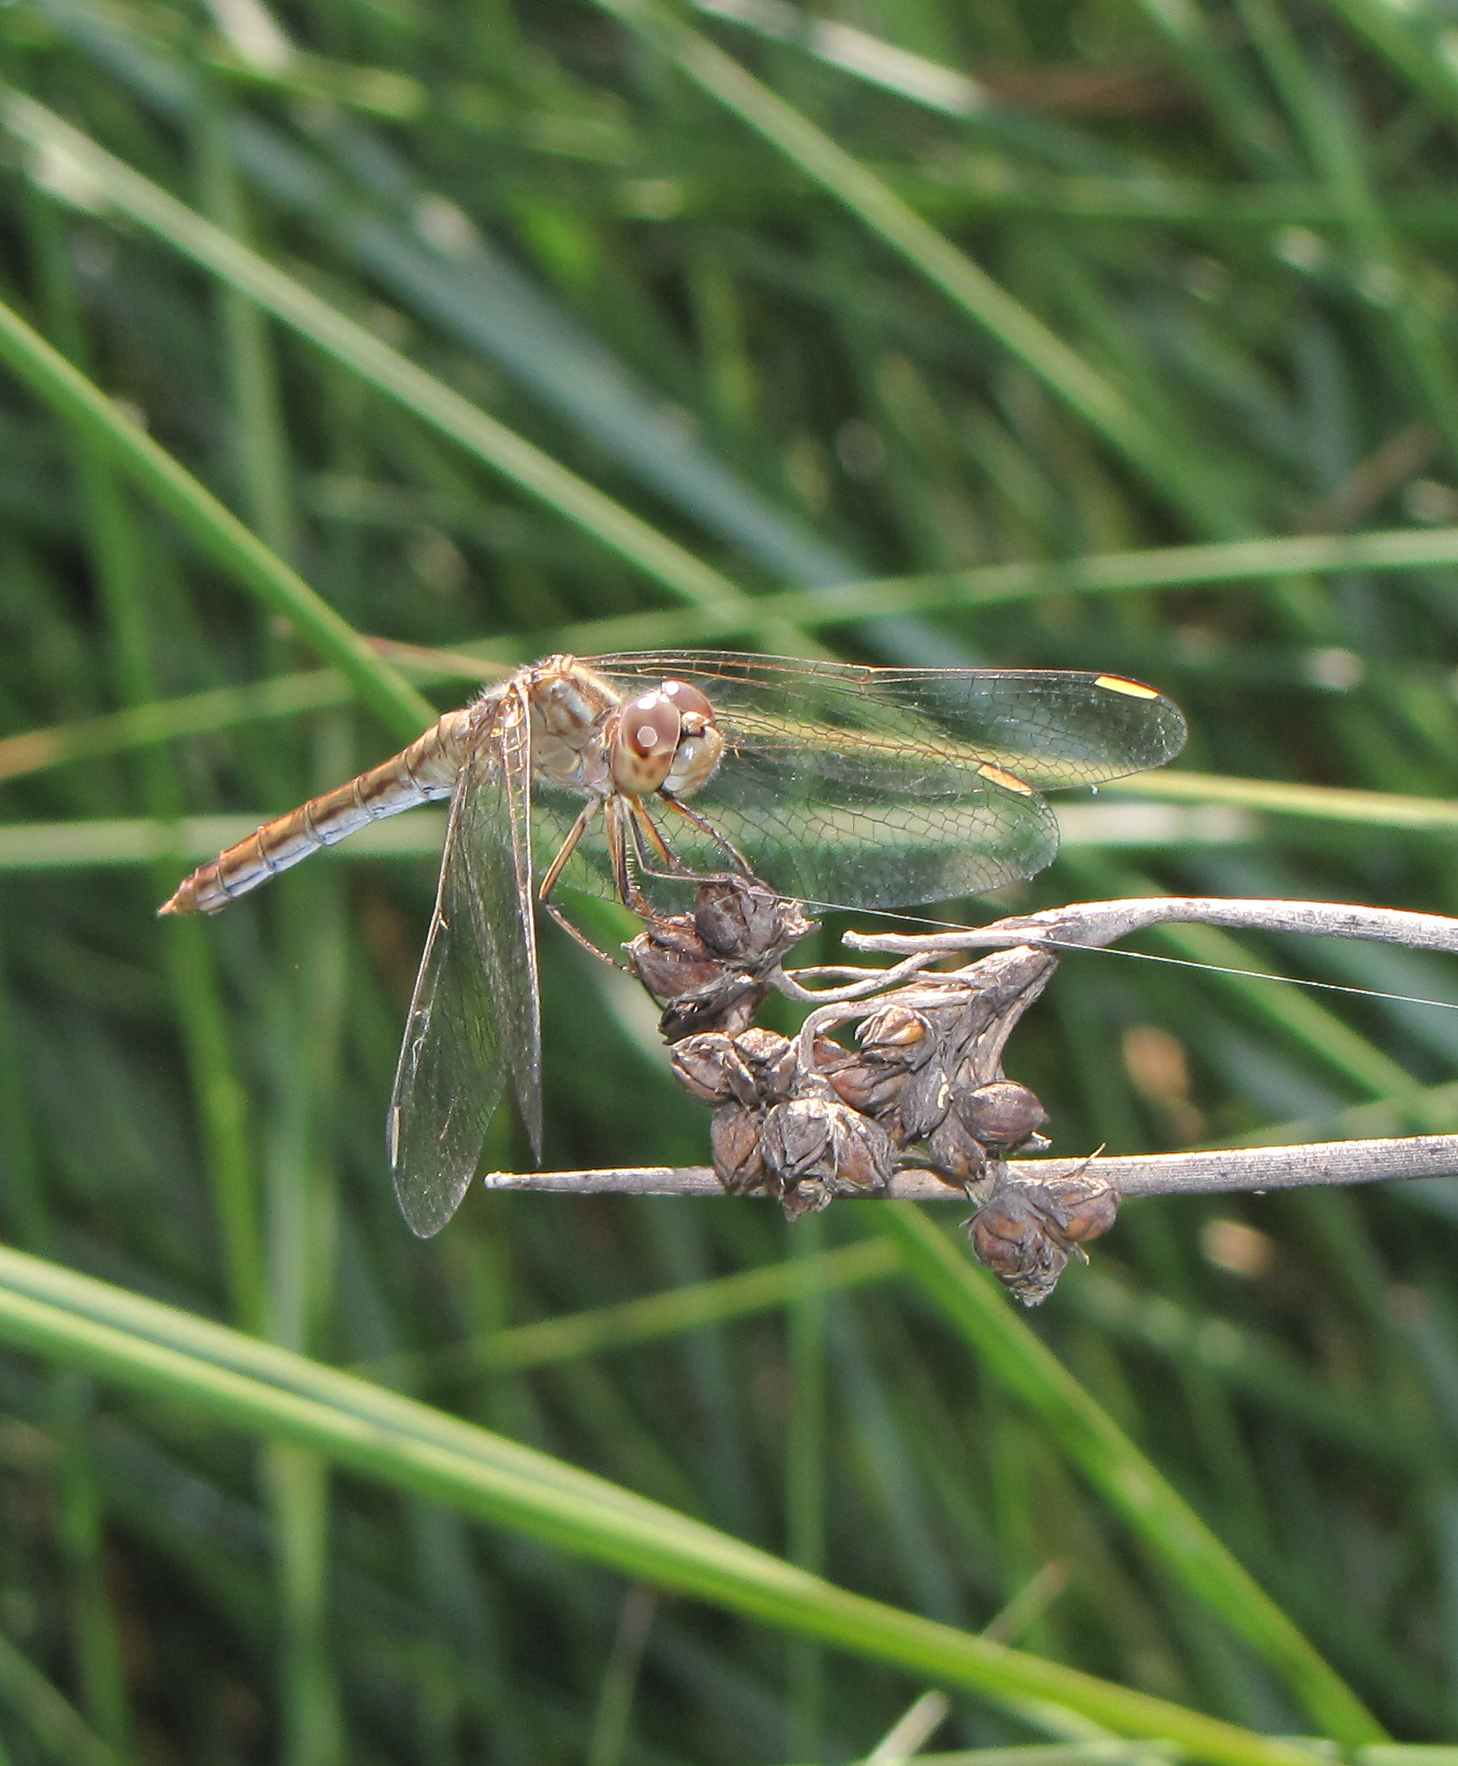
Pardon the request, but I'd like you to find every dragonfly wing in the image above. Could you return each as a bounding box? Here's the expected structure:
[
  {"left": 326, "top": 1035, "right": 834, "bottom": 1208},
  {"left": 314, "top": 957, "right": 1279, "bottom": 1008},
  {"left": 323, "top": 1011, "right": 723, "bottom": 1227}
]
[
  {"left": 592, "top": 654, "right": 1185, "bottom": 789},
  {"left": 487, "top": 683, "right": 544, "bottom": 1159},
  {"left": 590, "top": 653, "right": 1182, "bottom": 909},
  {"left": 524, "top": 733, "right": 1060, "bottom": 911},
  {"left": 387, "top": 687, "right": 541, "bottom": 1237},
  {"left": 653, "top": 748, "right": 1059, "bottom": 909}
]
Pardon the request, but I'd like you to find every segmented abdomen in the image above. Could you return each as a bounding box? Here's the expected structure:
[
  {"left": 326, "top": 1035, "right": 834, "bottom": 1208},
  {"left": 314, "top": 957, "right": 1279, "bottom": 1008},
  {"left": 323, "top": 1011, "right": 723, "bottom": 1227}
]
[{"left": 159, "top": 708, "right": 472, "bottom": 915}]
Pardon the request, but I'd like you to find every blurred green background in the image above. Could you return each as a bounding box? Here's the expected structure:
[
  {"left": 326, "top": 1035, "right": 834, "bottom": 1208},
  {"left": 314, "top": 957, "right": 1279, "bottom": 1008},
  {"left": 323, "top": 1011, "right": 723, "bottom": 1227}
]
[{"left": 3, "top": 3, "right": 1458, "bottom": 1762}]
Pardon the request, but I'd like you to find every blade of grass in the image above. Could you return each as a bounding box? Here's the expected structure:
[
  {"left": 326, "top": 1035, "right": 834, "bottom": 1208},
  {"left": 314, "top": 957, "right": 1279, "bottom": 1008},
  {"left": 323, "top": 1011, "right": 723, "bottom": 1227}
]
[
  {"left": 360, "top": 1238, "right": 899, "bottom": 1388},
  {"left": 193, "top": 95, "right": 344, "bottom": 1766},
  {"left": 583, "top": 0, "right": 1245, "bottom": 538},
  {"left": 0, "top": 89, "right": 810, "bottom": 649},
  {"left": 787, "top": 1211, "right": 828, "bottom": 1759},
  {"left": 0, "top": 1243, "right": 1336, "bottom": 1766},
  {"left": 20, "top": 203, "right": 266, "bottom": 1328},
  {"left": 38, "top": 0, "right": 860, "bottom": 590},
  {"left": 0, "top": 292, "right": 431, "bottom": 742},
  {"left": 878, "top": 1206, "right": 1384, "bottom": 1745},
  {"left": 1238, "top": 0, "right": 1458, "bottom": 476},
  {"left": 7, "top": 520, "right": 1458, "bottom": 786},
  {"left": 0, "top": 1624, "right": 119, "bottom": 1766},
  {"left": 1325, "top": 0, "right": 1458, "bottom": 125}
]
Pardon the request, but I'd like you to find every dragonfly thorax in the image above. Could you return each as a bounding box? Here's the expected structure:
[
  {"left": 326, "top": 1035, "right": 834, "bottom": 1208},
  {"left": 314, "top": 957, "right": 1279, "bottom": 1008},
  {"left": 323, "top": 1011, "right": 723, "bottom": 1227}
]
[{"left": 523, "top": 656, "right": 621, "bottom": 797}]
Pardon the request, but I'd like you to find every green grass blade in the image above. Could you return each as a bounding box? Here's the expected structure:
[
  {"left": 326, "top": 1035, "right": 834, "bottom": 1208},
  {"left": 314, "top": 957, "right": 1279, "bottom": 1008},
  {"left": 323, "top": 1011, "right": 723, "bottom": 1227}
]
[
  {"left": 0, "top": 1244, "right": 1336, "bottom": 1766},
  {"left": 0, "top": 290, "right": 431, "bottom": 740},
  {"left": 878, "top": 1207, "right": 1385, "bottom": 1746}
]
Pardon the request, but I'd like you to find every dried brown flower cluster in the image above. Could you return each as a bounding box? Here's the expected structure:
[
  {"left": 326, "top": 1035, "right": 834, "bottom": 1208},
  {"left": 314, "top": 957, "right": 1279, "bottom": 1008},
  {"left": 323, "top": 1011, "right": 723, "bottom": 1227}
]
[{"left": 626, "top": 879, "right": 1121, "bottom": 1303}]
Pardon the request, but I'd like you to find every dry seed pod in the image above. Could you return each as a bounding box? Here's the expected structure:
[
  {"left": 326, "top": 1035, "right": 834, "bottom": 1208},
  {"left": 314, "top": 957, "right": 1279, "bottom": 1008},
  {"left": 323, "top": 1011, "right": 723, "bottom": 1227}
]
[
  {"left": 954, "top": 1079, "right": 1048, "bottom": 1153},
  {"left": 1042, "top": 1171, "right": 1119, "bottom": 1246},
  {"left": 925, "top": 1113, "right": 990, "bottom": 1187},
  {"left": 624, "top": 913, "right": 724, "bottom": 999},
  {"left": 669, "top": 1033, "right": 748, "bottom": 1105},
  {"left": 762, "top": 1098, "right": 894, "bottom": 1201},
  {"left": 824, "top": 1055, "right": 909, "bottom": 1121},
  {"left": 710, "top": 1102, "right": 766, "bottom": 1193},
  {"left": 625, "top": 913, "right": 765, "bottom": 1038},
  {"left": 967, "top": 1186, "right": 1072, "bottom": 1306},
  {"left": 730, "top": 1028, "right": 799, "bottom": 1105},
  {"left": 966, "top": 1166, "right": 1119, "bottom": 1305},
  {"left": 694, "top": 878, "right": 816, "bottom": 961},
  {"left": 857, "top": 1004, "right": 935, "bottom": 1066},
  {"left": 897, "top": 1058, "right": 954, "bottom": 1142},
  {"left": 780, "top": 1178, "right": 834, "bottom": 1222}
]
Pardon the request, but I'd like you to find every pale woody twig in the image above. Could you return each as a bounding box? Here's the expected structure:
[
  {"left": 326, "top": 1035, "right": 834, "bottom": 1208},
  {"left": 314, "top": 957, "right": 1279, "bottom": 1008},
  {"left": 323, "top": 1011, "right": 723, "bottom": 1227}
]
[
  {"left": 844, "top": 895, "right": 1458, "bottom": 959},
  {"left": 483, "top": 1135, "right": 1458, "bottom": 1201}
]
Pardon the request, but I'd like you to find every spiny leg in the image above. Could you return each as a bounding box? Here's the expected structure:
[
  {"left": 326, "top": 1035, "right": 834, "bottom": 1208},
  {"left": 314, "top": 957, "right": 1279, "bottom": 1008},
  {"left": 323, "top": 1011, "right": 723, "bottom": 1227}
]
[
  {"left": 537, "top": 799, "right": 621, "bottom": 968},
  {"left": 659, "top": 793, "right": 760, "bottom": 880},
  {"left": 538, "top": 799, "right": 598, "bottom": 903},
  {"left": 627, "top": 796, "right": 773, "bottom": 901},
  {"left": 609, "top": 797, "right": 659, "bottom": 918}
]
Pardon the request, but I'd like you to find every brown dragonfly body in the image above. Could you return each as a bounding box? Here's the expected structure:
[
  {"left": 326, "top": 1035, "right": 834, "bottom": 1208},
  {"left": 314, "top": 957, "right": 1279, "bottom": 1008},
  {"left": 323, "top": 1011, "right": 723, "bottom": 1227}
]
[
  {"left": 161, "top": 656, "right": 720, "bottom": 918},
  {"left": 161, "top": 650, "right": 1186, "bottom": 1235}
]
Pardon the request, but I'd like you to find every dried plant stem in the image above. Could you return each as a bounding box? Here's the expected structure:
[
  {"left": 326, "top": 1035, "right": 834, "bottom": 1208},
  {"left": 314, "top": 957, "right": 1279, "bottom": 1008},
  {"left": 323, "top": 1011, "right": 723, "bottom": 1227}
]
[
  {"left": 482, "top": 1133, "right": 1458, "bottom": 1202},
  {"left": 844, "top": 895, "right": 1458, "bottom": 958}
]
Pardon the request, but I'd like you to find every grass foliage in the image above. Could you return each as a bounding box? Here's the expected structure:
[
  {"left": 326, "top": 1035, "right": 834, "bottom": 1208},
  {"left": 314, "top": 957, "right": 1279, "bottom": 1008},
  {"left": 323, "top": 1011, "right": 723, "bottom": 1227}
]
[{"left": 3, "top": 3, "right": 1458, "bottom": 1761}]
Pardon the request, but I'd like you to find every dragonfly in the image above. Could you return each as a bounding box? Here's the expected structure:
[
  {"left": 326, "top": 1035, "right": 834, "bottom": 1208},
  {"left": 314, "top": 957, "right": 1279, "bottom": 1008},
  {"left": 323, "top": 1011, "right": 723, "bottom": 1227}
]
[{"left": 160, "top": 651, "right": 1186, "bottom": 1236}]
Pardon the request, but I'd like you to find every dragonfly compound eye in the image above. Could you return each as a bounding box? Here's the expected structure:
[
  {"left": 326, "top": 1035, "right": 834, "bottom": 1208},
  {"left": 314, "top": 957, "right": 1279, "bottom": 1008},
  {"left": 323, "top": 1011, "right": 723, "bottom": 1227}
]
[
  {"left": 613, "top": 689, "right": 683, "bottom": 793},
  {"left": 659, "top": 679, "right": 714, "bottom": 720},
  {"left": 664, "top": 722, "right": 725, "bottom": 799},
  {"left": 659, "top": 681, "right": 724, "bottom": 798}
]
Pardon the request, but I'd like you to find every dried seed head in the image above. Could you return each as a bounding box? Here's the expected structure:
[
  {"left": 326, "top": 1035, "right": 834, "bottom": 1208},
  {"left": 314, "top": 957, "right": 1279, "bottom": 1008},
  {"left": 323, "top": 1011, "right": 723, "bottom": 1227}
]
[
  {"left": 780, "top": 1178, "right": 834, "bottom": 1222},
  {"left": 897, "top": 1059, "right": 954, "bottom": 1142},
  {"left": 1044, "top": 1172, "right": 1119, "bottom": 1245},
  {"left": 832, "top": 1108, "right": 897, "bottom": 1193},
  {"left": 659, "top": 977, "right": 763, "bottom": 1040},
  {"left": 762, "top": 1098, "right": 894, "bottom": 1202},
  {"left": 925, "top": 1113, "right": 989, "bottom": 1187},
  {"left": 761, "top": 1098, "right": 833, "bottom": 1189},
  {"left": 630, "top": 883, "right": 813, "bottom": 1042},
  {"left": 710, "top": 1102, "right": 766, "bottom": 1194},
  {"left": 730, "top": 1028, "right": 799, "bottom": 1104},
  {"left": 954, "top": 1079, "right": 1048, "bottom": 1152},
  {"left": 625, "top": 913, "right": 767, "bottom": 1037},
  {"left": 669, "top": 1033, "right": 747, "bottom": 1104},
  {"left": 857, "top": 1005, "right": 935, "bottom": 1065},
  {"left": 823, "top": 1055, "right": 909, "bottom": 1121},
  {"left": 966, "top": 1187, "right": 1071, "bottom": 1307},
  {"left": 624, "top": 915, "right": 723, "bottom": 1000},
  {"left": 694, "top": 878, "right": 816, "bottom": 963},
  {"left": 965, "top": 1167, "right": 1119, "bottom": 1304}
]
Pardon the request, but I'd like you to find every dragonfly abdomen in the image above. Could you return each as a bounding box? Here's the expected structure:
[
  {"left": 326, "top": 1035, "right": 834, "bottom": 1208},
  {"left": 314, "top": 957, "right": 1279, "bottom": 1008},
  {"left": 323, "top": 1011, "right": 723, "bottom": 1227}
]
[{"left": 158, "top": 709, "right": 472, "bottom": 916}]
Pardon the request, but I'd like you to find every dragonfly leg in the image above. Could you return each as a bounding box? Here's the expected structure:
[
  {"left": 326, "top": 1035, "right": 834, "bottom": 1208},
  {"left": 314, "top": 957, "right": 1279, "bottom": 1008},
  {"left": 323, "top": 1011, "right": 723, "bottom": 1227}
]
[
  {"left": 659, "top": 793, "right": 758, "bottom": 878},
  {"left": 624, "top": 797, "right": 718, "bottom": 904},
  {"left": 611, "top": 798, "right": 658, "bottom": 917},
  {"left": 614, "top": 794, "right": 773, "bottom": 917},
  {"left": 538, "top": 799, "right": 625, "bottom": 968},
  {"left": 541, "top": 898, "right": 623, "bottom": 968},
  {"left": 538, "top": 799, "right": 599, "bottom": 903},
  {"left": 629, "top": 796, "right": 775, "bottom": 906}
]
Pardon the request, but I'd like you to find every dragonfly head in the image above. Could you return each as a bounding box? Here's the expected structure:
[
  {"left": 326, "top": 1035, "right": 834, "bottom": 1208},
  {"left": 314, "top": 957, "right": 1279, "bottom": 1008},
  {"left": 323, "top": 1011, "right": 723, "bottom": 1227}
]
[{"left": 612, "top": 679, "right": 724, "bottom": 799}]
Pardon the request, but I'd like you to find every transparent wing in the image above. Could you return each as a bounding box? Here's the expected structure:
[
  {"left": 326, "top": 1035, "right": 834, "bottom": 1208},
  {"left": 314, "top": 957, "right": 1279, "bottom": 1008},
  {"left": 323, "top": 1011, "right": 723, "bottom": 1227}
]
[
  {"left": 387, "top": 688, "right": 541, "bottom": 1237},
  {"left": 527, "top": 765, "right": 1059, "bottom": 912},
  {"left": 492, "top": 689, "right": 543, "bottom": 1156},
  {"left": 573, "top": 652, "right": 1185, "bottom": 910},
  {"left": 591, "top": 653, "right": 1186, "bottom": 791}
]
